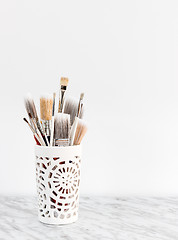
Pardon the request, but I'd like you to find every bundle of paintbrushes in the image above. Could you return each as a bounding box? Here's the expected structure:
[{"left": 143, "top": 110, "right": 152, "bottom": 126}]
[{"left": 24, "top": 77, "right": 87, "bottom": 147}]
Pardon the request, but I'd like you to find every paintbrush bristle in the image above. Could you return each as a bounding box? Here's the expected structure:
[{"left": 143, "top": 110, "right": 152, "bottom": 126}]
[
  {"left": 80, "top": 93, "right": 84, "bottom": 100},
  {"left": 40, "top": 94, "right": 53, "bottom": 120},
  {"left": 54, "top": 113, "right": 70, "bottom": 140},
  {"left": 60, "top": 77, "right": 69, "bottom": 86},
  {"left": 24, "top": 93, "right": 38, "bottom": 120},
  {"left": 63, "top": 97, "right": 84, "bottom": 125},
  {"left": 74, "top": 119, "right": 87, "bottom": 145}
]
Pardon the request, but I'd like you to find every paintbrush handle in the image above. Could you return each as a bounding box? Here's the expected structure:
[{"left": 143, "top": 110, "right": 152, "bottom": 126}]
[
  {"left": 31, "top": 118, "right": 46, "bottom": 146},
  {"left": 39, "top": 121, "right": 49, "bottom": 146},
  {"left": 34, "top": 133, "right": 43, "bottom": 146},
  {"left": 50, "top": 117, "right": 54, "bottom": 146},
  {"left": 58, "top": 99, "right": 61, "bottom": 113},
  {"left": 36, "top": 127, "right": 46, "bottom": 146},
  {"left": 70, "top": 117, "right": 79, "bottom": 146},
  {"left": 34, "top": 135, "right": 41, "bottom": 145},
  {"left": 60, "top": 91, "right": 65, "bottom": 112},
  {"left": 25, "top": 119, "right": 42, "bottom": 146}
]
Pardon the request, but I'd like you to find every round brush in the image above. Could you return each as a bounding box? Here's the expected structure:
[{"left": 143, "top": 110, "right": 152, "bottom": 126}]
[
  {"left": 73, "top": 119, "right": 87, "bottom": 145},
  {"left": 23, "top": 118, "right": 42, "bottom": 145},
  {"left": 29, "top": 113, "right": 46, "bottom": 146},
  {"left": 40, "top": 94, "right": 53, "bottom": 143},
  {"left": 24, "top": 93, "right": 49, "bottom": 146}
]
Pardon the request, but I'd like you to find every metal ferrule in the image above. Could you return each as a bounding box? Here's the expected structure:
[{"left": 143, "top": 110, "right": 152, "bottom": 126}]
[
  {"left": 36, "top": 121, "right": 44, "bottom": 134},
  {"left": 42, "top": 120, "right": 51, "bottom": 137},
  {"left": 55, "top": 139, "right": 69, "bottom": 147},
  {"left": 61, "top": 86, "right": 67, "bottom": 91}
]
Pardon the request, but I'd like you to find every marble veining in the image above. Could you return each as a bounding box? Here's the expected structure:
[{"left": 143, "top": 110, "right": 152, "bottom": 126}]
[{"left": 0, "top": 196, "right": 178, "bottom": 240}]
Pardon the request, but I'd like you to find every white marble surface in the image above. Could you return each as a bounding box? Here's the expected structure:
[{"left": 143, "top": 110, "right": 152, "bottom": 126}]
[{"left": 0, "top": 196, "right": 178, "bottom": 240}]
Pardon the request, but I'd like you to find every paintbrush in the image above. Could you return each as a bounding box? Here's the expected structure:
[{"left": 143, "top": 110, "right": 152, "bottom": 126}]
[
  {"left": 63, "top": 97, "right": 84, "bottom": 126},
  {"left": 77, "top": 93, "right": 84, "bottom": 117},
  {"left": 24, "top": 94, "right": 49, "bottom": 146},
  {"left": 58, "top": 77, "right": 69, "bottom": 113},
  {"left": 73, "top": 119, "right": 87, "bottom": 145},
  {"left": 23, "top": 118, "right": 42, "bottom": 145},
  {"left": 40, "top": 94, "right": 53, "bottom": 143},
  {"left": 50, "top": 93, "right": 56, "bottom": 146},
  {"left": 70, "top": 93, "right": 84, "bottom": 145},
  {"left": 54, "top": 113, "right": 70, "bottom": 146},
  {"left": 29, "top": 113, "right": 46, "bottom": 146}
]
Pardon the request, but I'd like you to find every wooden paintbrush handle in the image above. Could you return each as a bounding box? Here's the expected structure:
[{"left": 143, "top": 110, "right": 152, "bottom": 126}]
[
  {"left": 34, "top": 135, "right": 40, "bottom": 145},
  {"left": 58, "top": 101, "right": 61, "bottom": 113}
]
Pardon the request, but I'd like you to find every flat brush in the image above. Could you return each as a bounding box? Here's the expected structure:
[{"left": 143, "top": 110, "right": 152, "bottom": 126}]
[
  {"left": 40, "top": 94, "right": 53, "bottom": 142},
  {"left": 58, "top": 77, "right": 69, "bottom": 113},
  {"left": 29, "top": 113, "right": 46, "bottom": 146},
  {"left": 73, "top": 119, "right": 87, "bottom": 145},
  {"left": 23, "top": 118, "right": 41, "bottom": 145},
  {"left": 63, "top": 97, "right": 84, "bottom": 126},
  {"left": 54, "top": 113, "right": 70, "bottom": 146},
  {"left": 70, "top": 93, "right": 84, "bottom": 145},
  {"left": 50, "top": 93, "right": 56, "bottom": 146}
]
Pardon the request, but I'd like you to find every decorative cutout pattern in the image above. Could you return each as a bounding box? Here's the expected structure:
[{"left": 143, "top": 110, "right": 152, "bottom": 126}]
[{"left": 35, "top": 148, "right": 81, "bottom": 225}]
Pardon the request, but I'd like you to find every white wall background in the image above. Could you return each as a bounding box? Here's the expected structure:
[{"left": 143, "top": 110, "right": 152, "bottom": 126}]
[{"left": 0, "top": 0, "right": 178, "bottom": 196}]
